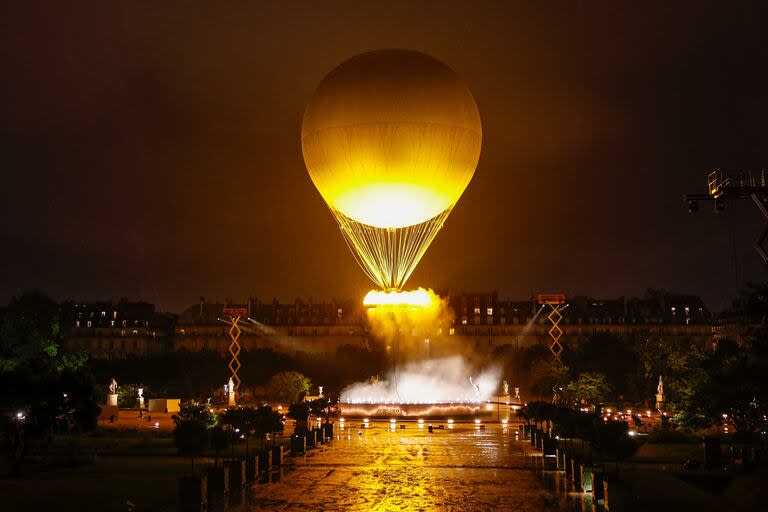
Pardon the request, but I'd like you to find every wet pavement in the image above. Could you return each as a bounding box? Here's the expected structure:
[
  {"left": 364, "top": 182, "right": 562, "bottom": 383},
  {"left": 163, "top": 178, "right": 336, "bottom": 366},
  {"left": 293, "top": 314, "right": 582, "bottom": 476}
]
[{"left": 245, "top": 421, "right": 585, "bottom": 512}]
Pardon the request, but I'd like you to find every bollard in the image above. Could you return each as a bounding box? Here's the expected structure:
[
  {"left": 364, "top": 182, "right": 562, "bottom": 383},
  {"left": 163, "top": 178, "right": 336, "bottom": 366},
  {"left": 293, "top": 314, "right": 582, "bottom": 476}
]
[
  {"left": 703, "top": 436, "right": 721, "bottom": 469},
  {"left": 580, "top": 464, "right": 593, "bottom": 494},
  {"left": 178, "top": 474, "right": 207, "bottom": 512},
  {"left": 543, "top": 435, "right": 557, "bottom": 457},
  {"left": 271, "top": 445, "right": 284, "bottom": 467},
  {"left": 258, "top": 449, "right": 273, "bottom": 474},
  {"left": 225, "top": 459, "right": 245, "bottom": 489},
  {"left": 225, "top": 459, "right": 245, "bottom": 506},
  {"left": 570, "top": 457, "right": 581, "bottom": 487},
  {"left": 205, "top": 466, "right": 229, "bottom": 504},
  {"left": 592, "top": 468, "right": 605, "bottom": 501},
  {"left": 306, "top": 430, "right": 316, "bottom": 449},
  {"left": 290, "top": 433, "right": 306, "bottom": 455},
  {"left": 245, "top": 454, "right": 259, "bottom": 483}
]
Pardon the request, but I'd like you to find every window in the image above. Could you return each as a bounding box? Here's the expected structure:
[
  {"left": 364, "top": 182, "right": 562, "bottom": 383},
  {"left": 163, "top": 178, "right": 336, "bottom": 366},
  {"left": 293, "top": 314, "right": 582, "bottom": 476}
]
[
  {"left": 101, "top": 311, "right": 106, "bottom": 317},
  {"left": 86, "top": 320, "right": 92, "bottom": 328},
  {"left": 75, "top": 320, "right": 80, "bottom": 328},
  {"left": 449, "top": 328, "right": 455, "bottom": 335},
  {"left": 461, "top": 319, "right": 467, "bottom": 325},
  {"left": 110, "top": 320, "right": 115, "bottom": 327},
  {"left": 487, "top": 307, "right": 493, "bottom": 315},
  {"left": 473, "top": 307, "right": 481, "bottom": 315}
]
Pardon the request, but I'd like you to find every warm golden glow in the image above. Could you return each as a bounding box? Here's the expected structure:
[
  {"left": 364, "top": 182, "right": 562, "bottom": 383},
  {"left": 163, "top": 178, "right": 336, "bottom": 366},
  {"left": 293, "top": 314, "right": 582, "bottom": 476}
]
[
  {"left": 302, "top": 49, "right": 481, "bottom": 229},
  {"left": 363, "top": 288, "right": 435, "bottom": 307},
  {"left": 332, "top": 183, "right": 452, "bottom": 230},
  {"left": 302, "top": 49, "right": 481, "bottom": 290}
]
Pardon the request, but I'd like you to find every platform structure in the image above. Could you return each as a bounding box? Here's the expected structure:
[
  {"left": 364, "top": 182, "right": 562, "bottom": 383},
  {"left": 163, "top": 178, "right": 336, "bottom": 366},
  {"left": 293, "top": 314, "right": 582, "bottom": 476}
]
[
  {"left": 685, "top": 169, "right": 768, "bottom": 263},
  {"left": 537, "top": 293, "right": 566, "bottom": 363}
]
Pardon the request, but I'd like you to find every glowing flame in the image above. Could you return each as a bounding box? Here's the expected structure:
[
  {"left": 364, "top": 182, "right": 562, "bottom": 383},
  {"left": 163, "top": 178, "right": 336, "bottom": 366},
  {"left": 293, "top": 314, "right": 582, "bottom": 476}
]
[{"left": 363, "top": 288, "right": 435, "bottom": 307}]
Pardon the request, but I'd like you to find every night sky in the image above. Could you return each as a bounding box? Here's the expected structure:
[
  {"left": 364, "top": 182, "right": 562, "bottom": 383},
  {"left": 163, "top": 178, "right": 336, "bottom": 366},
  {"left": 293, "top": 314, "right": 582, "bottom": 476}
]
[{"left": 2, "top": 2, "right": 767, "bottom": 313}]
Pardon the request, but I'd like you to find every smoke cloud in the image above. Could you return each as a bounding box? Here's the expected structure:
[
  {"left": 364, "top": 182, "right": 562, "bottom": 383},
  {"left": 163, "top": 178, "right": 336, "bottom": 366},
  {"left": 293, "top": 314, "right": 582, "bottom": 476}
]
[
  {"left": 342, "top": 289, "right": 502, "bottom": 403},
  {"left": 340, "top": 355, "right": 501, "bottom": 403}
]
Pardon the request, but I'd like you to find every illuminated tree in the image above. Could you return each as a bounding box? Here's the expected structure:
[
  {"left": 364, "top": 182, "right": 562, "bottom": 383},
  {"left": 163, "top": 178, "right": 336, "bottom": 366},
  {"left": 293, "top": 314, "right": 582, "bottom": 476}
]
[{"left": 267, "top": 371, "right": 311, "bottom": 404}]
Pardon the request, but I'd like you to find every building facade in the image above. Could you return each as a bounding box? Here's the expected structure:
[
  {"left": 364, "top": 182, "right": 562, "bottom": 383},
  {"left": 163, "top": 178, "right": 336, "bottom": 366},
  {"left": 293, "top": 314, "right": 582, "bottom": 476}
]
[{"left": 65, "top": 291, "right": 714, "bottom": 359}]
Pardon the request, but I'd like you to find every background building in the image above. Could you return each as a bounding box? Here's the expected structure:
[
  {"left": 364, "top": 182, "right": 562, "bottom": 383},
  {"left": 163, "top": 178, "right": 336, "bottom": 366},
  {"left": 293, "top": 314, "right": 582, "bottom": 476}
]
[{"left": 64, "top": 290, "right": 714, "bottom": 359}]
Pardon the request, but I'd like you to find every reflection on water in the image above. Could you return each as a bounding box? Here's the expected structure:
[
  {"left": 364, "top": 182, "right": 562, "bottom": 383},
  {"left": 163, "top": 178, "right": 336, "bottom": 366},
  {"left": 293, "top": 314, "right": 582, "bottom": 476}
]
[{"left": 242, "top": 422, "right": 609, "bottom": 511}]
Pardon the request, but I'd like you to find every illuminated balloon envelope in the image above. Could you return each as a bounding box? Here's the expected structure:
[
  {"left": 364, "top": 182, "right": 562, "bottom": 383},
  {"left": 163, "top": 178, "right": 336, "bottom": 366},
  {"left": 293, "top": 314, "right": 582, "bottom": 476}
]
[{"left": 302, "top": 49, "right": 482, "bottom": 290}]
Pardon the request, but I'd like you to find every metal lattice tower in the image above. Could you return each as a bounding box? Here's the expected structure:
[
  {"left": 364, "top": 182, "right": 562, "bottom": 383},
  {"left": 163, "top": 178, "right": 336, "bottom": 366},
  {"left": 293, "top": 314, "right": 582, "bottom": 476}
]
[
  {"left": 685, "top": 169, "right": 768, "bottom": 263},
  {"left": 227, "top": 315, "right": 242, "bottom": 390},
  {"left": 538, "top": 294, "right": 566, "bottom": 363}
]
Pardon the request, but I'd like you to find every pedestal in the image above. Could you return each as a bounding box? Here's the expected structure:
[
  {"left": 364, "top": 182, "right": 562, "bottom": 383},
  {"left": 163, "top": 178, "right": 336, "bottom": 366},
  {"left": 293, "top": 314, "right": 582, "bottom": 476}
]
[
  {"left": 228, "top": 391, "right": 236, "bottom": 406},
  {"left": 107, "top": 393, "right": 118, "bottom": 407},
  {"left": 655, "top": 393, "right": 665, "bottom": 412},
  {"left": 138, "top": 397, "right": 145, "bottom": 409}
]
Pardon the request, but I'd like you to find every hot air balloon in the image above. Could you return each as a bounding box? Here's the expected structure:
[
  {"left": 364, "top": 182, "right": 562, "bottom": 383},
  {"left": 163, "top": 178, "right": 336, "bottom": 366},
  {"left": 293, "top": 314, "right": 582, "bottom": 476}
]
[{"left": 302, "top": 49, "right": 482, "bottom": 291}]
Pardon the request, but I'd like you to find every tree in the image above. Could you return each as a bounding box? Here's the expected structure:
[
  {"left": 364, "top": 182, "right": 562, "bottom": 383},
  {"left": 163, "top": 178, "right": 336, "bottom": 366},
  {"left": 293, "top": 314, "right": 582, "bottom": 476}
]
[
  {"left": 254, "top": 405, "right": 284, "bottom": 449},
  {"left": 209, "top": 426, "right": 229, "bottom": 464},
  {"left": 267, "top": 371, "right": 311, "bottom": 403},
  {"left": 529, "top": 359, "right": 569, "bottom": 399},
  {"left": 307, "top": 397, "right": 340, "bottom": 426},
  {"left": 172, "top": 400, "right": 218, "bottom": 429},
  {"left": 287, "top": 402, "right": 310, "bottom": 435},
  {"left": 672, "top": 338, "right": 768, "bottom": 434},
  {"left": 0, "top": 293, "right": 98, "bottom": 477},
  {"left": 173, "top": 420, "right": 209, "bottom": 473},
  {"left": 564, "top": 372, "right": 612, "bottom": 406}
]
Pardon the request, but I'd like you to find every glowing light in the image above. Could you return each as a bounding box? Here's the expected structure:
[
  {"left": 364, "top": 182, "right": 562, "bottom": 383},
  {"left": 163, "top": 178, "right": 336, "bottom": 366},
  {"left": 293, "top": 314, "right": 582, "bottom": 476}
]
[
  {"left": 418, "top": 419, "right": 424, "bottom": 424},
  {"left": 628, "top": 430, "right": 637, "bottom": 437},
  {"left": 154, "top": 422, "right": 160, "bottom": 429},
  {"left": 302, "top": 49, "right": 481, "bottom": 290},
  {"left": 390, "top": 418, "right": 397, "bottom": 424},
  {"left": 363, "top": 288, "right": 434, "bottom": 307},
  {"left": 501, "top": 419, "right": 508, "bottom": 425},
  {"left": 474, "top": 419, "right": 481, "bottom": 425},
  {"left": 447, "top": 419, "right": 454, "bottom": 424}
]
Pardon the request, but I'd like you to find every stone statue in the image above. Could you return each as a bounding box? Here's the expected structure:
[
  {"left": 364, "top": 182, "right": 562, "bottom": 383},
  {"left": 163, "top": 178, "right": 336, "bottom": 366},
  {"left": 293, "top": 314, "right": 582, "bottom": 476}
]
[
  {"left": 227, "top": 377, "right": 236, "bottom": 406},
  {"left": 319, "top": 386, "right": 324, "bottom": 397},
  {"left": 552, "top": 386, "right": 561, "bottom": 405},
  {"left": 657, "top": 375, "right": 664, "bottom": 396},
  {"left": 137, "top": 388, "right": 144, "bottom": 399},
  {"left": 108, "top": 378, "right": 118, "bottom": 395},
  {"left": 503, "top": 380, "right": 509, "bottom": 396},
  {"left": 514, "top": 387, "right": 520, "bottom": 400}
]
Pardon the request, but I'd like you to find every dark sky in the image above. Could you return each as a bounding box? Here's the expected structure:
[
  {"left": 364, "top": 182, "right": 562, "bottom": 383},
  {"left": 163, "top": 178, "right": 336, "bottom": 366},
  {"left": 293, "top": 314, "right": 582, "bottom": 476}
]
[{"left": 2, "top": 2, "right": 767, "bottom": 313}]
